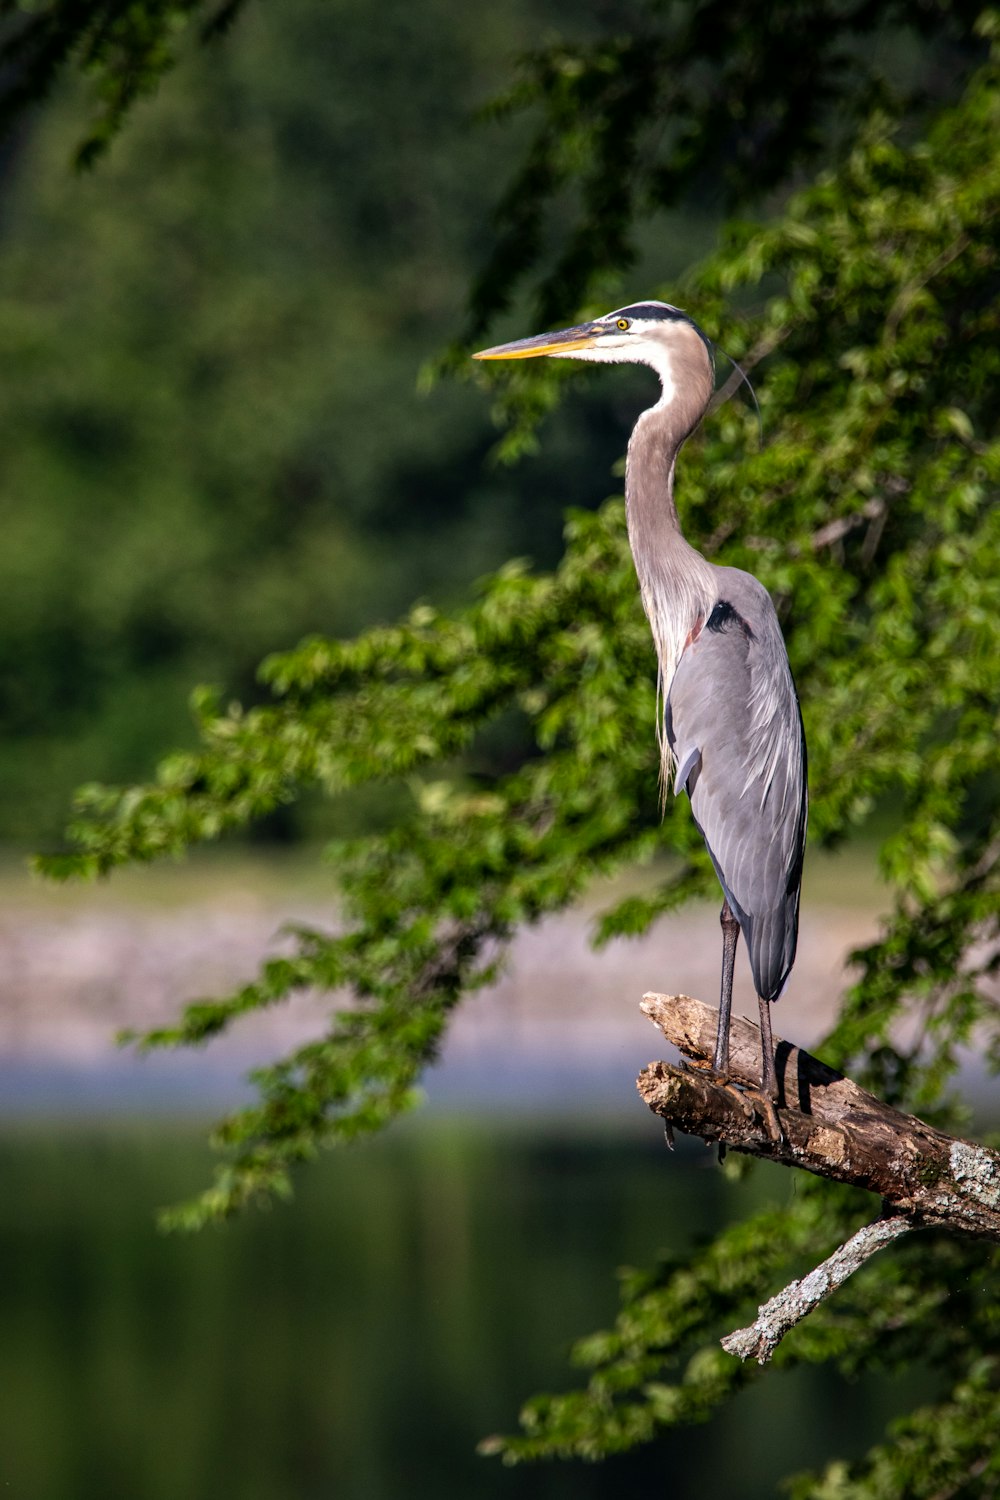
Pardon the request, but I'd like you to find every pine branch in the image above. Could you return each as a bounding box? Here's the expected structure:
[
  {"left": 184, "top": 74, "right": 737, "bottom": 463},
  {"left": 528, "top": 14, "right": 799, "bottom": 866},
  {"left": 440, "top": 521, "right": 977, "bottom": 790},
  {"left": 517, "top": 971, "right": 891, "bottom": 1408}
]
[{"left": 638, "top": 994, "right": 1000, "bottom": 1242}]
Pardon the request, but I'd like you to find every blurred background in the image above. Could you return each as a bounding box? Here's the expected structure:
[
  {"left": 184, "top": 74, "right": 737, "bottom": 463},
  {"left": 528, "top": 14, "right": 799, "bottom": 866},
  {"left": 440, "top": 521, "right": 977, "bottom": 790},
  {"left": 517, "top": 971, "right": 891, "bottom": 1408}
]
[
  {"left": 0, "top": 0, "right": 720, "bottom": 847},
  {"left": 0, "top": 0, "right": 965, "bottom": 1494}
]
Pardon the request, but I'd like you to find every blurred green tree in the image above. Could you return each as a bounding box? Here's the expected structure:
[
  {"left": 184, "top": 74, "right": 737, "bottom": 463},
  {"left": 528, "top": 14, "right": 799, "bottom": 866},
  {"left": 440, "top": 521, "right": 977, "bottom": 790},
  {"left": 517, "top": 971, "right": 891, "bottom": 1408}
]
[
  {"left": 11, "top": 0, "right": 1000, "bottom": 1494},
  {"left": 0, "top": 0, "right": 630, "bottom": 839}
]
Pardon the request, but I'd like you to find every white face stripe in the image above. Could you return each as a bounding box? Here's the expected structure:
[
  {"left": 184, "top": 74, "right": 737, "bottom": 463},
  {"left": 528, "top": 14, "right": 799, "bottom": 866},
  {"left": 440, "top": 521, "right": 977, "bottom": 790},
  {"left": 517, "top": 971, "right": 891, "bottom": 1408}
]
[{"left": 549, "top": 315, "right": 690, "bottom": 406}]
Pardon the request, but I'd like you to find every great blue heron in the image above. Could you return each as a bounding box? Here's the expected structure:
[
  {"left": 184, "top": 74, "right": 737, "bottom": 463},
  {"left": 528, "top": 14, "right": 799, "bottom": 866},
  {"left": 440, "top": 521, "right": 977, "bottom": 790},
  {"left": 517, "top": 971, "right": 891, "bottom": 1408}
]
[{"left": 474, "top": 301, "right": 807, "bottom": 1116}]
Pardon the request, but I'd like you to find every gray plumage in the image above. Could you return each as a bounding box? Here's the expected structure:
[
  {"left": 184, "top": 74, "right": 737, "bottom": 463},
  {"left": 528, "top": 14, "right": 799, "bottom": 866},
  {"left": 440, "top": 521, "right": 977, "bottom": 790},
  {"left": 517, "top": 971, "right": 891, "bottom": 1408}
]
[
  {"left": 665, "top": 569, "right": 807, "bottom": 1002},
  {"left": 474, "top": 299, "right": 808, "bottom": 1102}
]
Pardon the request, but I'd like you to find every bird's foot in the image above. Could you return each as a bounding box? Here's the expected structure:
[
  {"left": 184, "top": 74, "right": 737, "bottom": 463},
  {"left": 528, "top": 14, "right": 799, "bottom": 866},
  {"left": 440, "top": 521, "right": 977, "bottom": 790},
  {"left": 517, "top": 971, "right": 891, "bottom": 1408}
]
[
  {"left": 690, "top": 1062, "right": 784, "bottom": 1143},
  {"left": 691, "top": 1063, "right": 758, "bottom": 1123},
  {"left": 736, "top": 1086, "right": 784, "bottom": 1144}
]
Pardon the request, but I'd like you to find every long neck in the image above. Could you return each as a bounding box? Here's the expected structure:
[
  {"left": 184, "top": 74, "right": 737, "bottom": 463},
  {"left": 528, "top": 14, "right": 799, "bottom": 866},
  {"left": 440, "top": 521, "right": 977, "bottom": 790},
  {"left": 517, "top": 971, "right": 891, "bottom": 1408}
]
[{"left": 625, "top": 398, "right": 718, "bottom": 695}]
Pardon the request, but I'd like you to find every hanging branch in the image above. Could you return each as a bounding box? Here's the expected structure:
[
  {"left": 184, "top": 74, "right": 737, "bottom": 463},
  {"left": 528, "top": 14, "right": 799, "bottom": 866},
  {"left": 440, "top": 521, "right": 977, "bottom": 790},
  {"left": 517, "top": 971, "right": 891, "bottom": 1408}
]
[{"left": 637, "top": 993, "right": 1000, "bottom": 1364}]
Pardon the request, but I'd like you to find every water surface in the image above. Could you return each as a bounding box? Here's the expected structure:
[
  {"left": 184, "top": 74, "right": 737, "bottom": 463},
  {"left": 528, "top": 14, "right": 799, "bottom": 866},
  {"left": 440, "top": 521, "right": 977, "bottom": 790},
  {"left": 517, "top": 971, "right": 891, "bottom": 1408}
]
[{"left": 0, "top": 1119, "right": 926, "bottom": 1498}]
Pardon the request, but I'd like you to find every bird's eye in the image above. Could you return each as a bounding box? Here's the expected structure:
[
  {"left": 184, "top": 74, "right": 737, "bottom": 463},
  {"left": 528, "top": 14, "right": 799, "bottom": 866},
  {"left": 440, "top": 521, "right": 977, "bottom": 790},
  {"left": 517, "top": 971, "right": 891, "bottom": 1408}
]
[{"left": 616, "top": 318, "right": 631, "bottom": 331}]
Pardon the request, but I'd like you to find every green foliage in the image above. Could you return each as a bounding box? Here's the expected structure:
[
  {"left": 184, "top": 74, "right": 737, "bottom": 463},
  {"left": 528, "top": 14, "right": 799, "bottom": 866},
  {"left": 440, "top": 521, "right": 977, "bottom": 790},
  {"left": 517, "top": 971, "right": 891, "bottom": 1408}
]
[
  {"left": 451, "top": 0, "right": 989, "bottom": 346},
  {"left": 42, "top": 46, "right": 1000, "bottom": 1208},
  {"left": 0, "top": 0, "right": 248, "bottom": 166},
  {"left": 490, "top": 1175, "right": 1000, "bottom": 1474},
  {"left": 790, "top": 1358, "right": 1000, "bottom": 1498},
  {"left": 55, "top": 502, "right": 700, "bottom": 1224},
  {"left": 25, "top": 2, "right": 1000, "bottom": 1495},
  {"left": 483, "top": 1190, "right": 852, "bottom": 1461},
  {"left": 0, "top": 0, "right": 609, "bottom": 840}
]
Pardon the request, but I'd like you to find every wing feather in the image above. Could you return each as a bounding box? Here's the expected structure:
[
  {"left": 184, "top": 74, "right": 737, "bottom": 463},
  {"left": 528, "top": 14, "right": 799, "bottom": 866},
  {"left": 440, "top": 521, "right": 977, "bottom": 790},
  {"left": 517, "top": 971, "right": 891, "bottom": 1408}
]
[{"left": 666, "top": 573, "right": 807, "bottom": 1001}]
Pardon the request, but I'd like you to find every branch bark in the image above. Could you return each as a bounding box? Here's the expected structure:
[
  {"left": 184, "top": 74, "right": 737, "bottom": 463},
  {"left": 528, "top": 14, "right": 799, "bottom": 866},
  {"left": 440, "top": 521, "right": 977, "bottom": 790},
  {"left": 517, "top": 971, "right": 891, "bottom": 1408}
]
[
  {"left": 638, "top": 993, "right": 1000, "bottom": 1240},
  {"left": 638, "top": 993, "right": 1000, "bottom": 1363},
  {"left": 720, "top": 1215, "right": 912, "bottom": 1363}
]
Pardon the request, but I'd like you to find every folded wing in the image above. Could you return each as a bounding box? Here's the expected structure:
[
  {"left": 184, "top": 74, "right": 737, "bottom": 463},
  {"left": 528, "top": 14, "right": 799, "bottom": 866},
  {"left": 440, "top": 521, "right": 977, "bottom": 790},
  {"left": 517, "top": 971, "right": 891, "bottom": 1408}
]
[{"left": 665, "top": 575, "right": 807, "bottom": 1002}]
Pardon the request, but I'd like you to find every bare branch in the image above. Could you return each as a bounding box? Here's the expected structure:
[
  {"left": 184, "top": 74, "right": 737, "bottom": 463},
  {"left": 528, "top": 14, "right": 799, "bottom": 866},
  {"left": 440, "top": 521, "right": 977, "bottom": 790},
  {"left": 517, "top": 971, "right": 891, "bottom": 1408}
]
[
  {"left": 810, "top": 496, "right": 886, "bottom": 551},
  {"left": 638, "top": 993, "right": 1000, "bottom": 1363},
  {"left": 884, "top": 230, "right": 975, "bottom": 339},
  {"left": 638, "top": 993, "right": 1000, "bottom": 1241},
  {"left": 720, "top": 1214, "right": 912, "bottom": 1363}
]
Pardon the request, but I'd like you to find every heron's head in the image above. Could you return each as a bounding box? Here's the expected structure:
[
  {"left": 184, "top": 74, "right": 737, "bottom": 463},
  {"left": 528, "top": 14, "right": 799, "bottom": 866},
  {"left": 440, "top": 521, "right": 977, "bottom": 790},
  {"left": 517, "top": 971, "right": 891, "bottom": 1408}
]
[{"left": 473, "top": 301, "right": 714, "bottom": 407}]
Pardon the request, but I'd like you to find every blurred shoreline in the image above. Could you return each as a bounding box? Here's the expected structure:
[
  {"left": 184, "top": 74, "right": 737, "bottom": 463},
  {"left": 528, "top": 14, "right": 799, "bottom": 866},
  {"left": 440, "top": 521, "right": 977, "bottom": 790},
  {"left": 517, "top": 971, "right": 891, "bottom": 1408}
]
[{"left": 0, "top": 847, "right": 897, "bottom": 1117}]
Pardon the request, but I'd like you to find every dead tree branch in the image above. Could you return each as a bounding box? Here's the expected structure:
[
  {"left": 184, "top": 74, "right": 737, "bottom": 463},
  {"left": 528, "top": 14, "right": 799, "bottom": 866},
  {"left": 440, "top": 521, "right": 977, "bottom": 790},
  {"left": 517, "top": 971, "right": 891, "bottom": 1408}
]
[
  {"left": 638, "top": 993, "right": 1000, "bottom": 1242},
  {"left": 719, "top": 1215, "right": 912, "bottom": 1363},
  {"left": 637, "top": 993, "right": 1000, "bottom": 1363}
]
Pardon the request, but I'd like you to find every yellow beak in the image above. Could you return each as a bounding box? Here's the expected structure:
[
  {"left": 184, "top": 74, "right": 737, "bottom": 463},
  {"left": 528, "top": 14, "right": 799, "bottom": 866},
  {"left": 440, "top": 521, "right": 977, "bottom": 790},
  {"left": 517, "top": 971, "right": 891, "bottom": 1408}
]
[{"left": 473, "top": 323, "right": 600, "bottom": 360}]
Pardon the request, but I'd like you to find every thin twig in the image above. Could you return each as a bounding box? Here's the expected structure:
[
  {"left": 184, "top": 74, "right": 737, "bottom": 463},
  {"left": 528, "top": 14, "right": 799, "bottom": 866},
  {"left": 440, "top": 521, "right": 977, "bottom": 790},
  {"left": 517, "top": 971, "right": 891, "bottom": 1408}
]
[
  {"left": 810, "top": 496, "right": 885, "bottom": 550},
  {"left": 884, "top": 231, "right": 974, "bottom": 340},
  {"left": 720, "top": 1214, "right": 912, "bottom": 1364}
]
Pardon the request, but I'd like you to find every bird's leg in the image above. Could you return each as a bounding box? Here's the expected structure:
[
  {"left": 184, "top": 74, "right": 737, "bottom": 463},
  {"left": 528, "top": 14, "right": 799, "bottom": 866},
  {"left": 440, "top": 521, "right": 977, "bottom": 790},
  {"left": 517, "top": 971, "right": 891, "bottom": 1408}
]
[
  {"left": 713, "top": 900, "right": 740, "bottom": 1076},
  {"left": 705, "top": 901, "right": 783, "bottom": 1143},
  {"left": 745, "top": 993, "right": 783, "bottom": 1142},
  {"left": 757, "top": 992, "right": 778, "bottom": 1101},
  {"left": 705, "top": 903, "right": 755, "bottom": 1151}
]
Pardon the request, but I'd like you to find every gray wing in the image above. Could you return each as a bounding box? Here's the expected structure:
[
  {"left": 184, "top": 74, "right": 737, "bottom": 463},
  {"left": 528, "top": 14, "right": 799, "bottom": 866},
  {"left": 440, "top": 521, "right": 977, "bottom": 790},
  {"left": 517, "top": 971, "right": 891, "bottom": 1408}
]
[{"left": 665, "top": 570, "right": 807, "bottom": 1002}]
